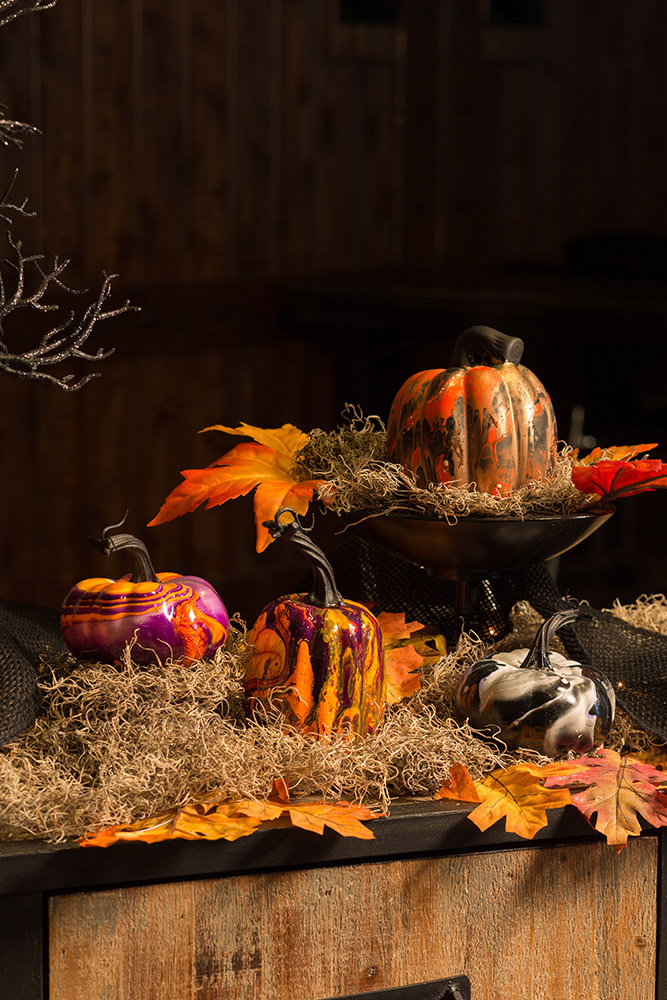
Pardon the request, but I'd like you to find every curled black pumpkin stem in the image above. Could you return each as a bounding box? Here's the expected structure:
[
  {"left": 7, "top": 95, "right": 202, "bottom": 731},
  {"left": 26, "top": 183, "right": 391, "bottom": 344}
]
[
  {"left": 450, "top": 325, "right": 525, "bottom": 369},
  {"left": 265, "top": 507, "right": 343, "bottom": 608},
  {"left": 521, "top": 607, "right": 592, "bottom": 671},
  {"left": 89, "top": 511, "right": 159, "bottom": 584}
]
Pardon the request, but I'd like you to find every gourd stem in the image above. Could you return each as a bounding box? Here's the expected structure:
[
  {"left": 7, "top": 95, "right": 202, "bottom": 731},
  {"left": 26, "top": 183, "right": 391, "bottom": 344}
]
[
  {"left": 89, "top": 516, "right": 159, "bottom": 584},
  {"left": 265, "top": 507, "right": 343, "bottom": 608},
  {"left": 520, "top": 608, "right": 583, "bottom": 671},
  {"left": 450, "top": 325, "right": 525, "bottom": 369}
]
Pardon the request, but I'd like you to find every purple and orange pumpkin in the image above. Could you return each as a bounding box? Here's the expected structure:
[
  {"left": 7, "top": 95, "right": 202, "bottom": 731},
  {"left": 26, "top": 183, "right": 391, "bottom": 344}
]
[
  {"left": 61, "top": 518, "right": 229, "bottom": 665},
  {"left": 387, "top": 325, "right": 557, "bottom": 495},
  {"left": 244, "top": 508, "right": 386, "bottom": 739}
]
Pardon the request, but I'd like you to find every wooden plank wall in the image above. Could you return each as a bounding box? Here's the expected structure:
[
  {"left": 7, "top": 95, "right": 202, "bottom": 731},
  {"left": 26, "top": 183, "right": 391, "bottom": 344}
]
[
  {"left": 0, "top": 0, "right": 408, "bottom": 285},
  {"left": 0, "top": 0, "right": 664, "bottom": 617},
  {"left": 0, "top": 0, "right": 662, "bottom": 283}
]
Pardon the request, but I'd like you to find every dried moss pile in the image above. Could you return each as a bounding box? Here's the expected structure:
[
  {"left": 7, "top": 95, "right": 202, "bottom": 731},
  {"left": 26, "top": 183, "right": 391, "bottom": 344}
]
[
  {"left": 0, "top": 599, "right": 663, "bottom": 844},
  {"left": 297, "top": 407, "right": 594, "bottom": 521}
]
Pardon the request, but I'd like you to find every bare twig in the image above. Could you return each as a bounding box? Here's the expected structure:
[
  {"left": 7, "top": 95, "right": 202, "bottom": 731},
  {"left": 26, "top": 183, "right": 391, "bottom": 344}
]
[
  {"left": 0, "top": 115, "right": 40, "bottom": 149},
  {"left": 0, "top": 0, "right": 57, "bottom": 29},
  {"left": 0, "top": 266, "right": 135, "bottom": 390},
  {"left": 0, "top": 168, "right": 35, "bottom": 222},
  {"left": 0, "top": 0, "right": 136, "bottom": 389},
  {"left": 0, "top": 173, "right": 137, "bottom": 389}
]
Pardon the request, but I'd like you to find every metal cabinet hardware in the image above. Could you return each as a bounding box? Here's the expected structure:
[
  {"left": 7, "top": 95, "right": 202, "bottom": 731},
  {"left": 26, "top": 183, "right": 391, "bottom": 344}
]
[{"left": 319, "top": 975, "right": 471, "bottom": 1000}]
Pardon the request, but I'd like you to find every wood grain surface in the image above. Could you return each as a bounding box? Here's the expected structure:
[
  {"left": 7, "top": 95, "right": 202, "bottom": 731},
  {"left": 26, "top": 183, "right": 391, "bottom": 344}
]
[
  {"left": 1, "top": 0, "right": 664, "bottom": 284},
  {"left": 49, "top": 837, "right": 657, "bottom": 1000}
]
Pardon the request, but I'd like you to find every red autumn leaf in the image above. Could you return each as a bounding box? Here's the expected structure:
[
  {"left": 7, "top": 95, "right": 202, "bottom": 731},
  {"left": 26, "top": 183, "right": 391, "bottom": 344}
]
[
  {"left": 571, "top": 442, "right": 658, "bottom": 465},
  {"left": 434, "top": 762, "right": 481, "bottom": 803},
  {"left": 542, "top": 748, "right": 667, "bottom": 851},
  {"left": 148, "top": 423, "right": 325, "bottom": 552},
  {"left": 572, "top": 458, "right": 667, "bottom": 501}
]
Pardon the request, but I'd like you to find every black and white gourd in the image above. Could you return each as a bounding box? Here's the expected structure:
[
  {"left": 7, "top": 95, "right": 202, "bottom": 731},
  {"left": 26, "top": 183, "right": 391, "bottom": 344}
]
[{"left": 454, "top": 609, "right": 616, "bottom": 755}]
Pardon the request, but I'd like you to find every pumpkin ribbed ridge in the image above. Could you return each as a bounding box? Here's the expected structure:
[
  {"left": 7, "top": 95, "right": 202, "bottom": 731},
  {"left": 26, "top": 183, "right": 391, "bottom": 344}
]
[{"left": 387, "top": 361, "right": 557, "bottom": 495}]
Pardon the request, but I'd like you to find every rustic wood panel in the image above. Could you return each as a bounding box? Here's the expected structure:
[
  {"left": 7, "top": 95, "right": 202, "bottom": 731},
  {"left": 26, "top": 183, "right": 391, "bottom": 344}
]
[
  {"left": 2, "top": 0, "right": 665, "bottom": 280},
  {"left": 39, "top": 0, "right": 84, "bottom": 267},
  {"left": 49, "top": 838, "right": 657, "bottom": 1000}
]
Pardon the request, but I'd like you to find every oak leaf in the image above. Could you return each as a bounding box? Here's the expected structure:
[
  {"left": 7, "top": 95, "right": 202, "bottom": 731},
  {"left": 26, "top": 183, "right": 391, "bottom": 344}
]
[
  {"left": 434, "top": 762, "right": 481, "bottom": 803},
  {"left": 376, "top": 611, "right": 425, "bottom": 645},
  {"left": 467, "top": 761, "right": 576, "bottom": 840},
  {"left": 148, "top": 423, "right": 325, "bottom": 552},
  {"left": 80, "top": 795, "right": 383, "bottom": 847},
  {"left": 377, "top": 611, "right": 426, "bottom": 704},
  {"left": 542, "top": 748, "right": 667, "bottom": 851},
  {"left": 571, "top": 458, "right": 667, "bottom": 502},
  {"left": 284, "top": 800, "right": 383, "bottom": 839}
]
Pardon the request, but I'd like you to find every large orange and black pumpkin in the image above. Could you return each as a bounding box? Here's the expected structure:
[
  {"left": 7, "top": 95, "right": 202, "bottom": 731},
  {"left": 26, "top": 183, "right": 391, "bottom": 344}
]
[
  {"left": 244, "top": 508, "right": 386, "bottom": 738},
  {"left": 387, "top": 325, "right": 557, "bottom": 495}
]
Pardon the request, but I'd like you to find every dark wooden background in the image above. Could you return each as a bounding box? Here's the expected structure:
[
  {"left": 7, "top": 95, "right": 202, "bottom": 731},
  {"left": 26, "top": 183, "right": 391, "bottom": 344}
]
[{"left": 0, "top": 0, "right": 665, "bottom": 620}]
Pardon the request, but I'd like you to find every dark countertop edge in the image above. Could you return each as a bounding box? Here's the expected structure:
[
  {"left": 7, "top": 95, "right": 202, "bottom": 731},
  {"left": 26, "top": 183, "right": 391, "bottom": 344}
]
[{"left": 0, "top": 799, "right": 636, "bottom": 898}]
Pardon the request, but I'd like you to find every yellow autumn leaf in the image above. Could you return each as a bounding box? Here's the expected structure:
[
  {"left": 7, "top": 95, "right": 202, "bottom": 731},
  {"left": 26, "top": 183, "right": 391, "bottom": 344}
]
[
  {"left": 80, "top": 796, "right": 383, "bottom": 847},
  {"left": 467, "top": 761, "right": 575, "bottom": 840},
  {"left": 285, "top": 800, "right": 384, "bottom": 839},
  {"left": 202, "top": 422, "right": 310, "bottom": 461}
]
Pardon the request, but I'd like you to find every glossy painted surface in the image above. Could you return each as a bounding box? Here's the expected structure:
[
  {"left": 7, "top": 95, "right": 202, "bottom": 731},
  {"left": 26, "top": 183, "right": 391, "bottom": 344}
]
[
  {"left": 245, "top": 596, "right": 386, "bottom": 738},
  {"left": 455, "top": 648, "right": 616, "bottom": 755},
  {"left": 387, "top": 361, "right": 557, "bottom": 494},
  {"left": 61, "top": 572, "right": 229, "bottom": 665}
]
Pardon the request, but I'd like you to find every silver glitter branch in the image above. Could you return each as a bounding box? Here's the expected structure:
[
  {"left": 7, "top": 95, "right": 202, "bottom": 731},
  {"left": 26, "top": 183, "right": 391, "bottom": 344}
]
[
  {"left": 0, "top": 0, "right": 136, "bottom": 389},
  {"left": 0, "top": 172, "right": 136, "bottom": 390},
  {"left": 0, "top": 112, "right": 39, "bottom": 150},
  {"left": 0, "top": 0, "right": 57, "bottom": 29}
]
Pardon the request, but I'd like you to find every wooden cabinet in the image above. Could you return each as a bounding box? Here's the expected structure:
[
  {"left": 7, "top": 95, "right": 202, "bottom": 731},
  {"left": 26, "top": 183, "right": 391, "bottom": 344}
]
[{"left": 1, "top": 802, "right": 664, "bottom": 1000}]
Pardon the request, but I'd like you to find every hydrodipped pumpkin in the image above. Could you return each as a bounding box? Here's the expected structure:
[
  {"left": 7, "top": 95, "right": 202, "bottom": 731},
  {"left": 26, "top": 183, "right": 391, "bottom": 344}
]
[
  {"left": 61, "top": 517, "right": 229, "bottom": 666},
  {"left": 387, "top": 325, "right": 557, "bottom": 494},
  {"left": 454, "top": 609, "right": 615, "bottom": 755},
  {"left": 244, "top": 508, "right": 386, "bottom": 738}
]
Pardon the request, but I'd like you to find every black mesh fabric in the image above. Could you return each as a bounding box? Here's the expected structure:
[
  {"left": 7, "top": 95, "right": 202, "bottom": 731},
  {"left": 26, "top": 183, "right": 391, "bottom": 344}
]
[
  {"left": 0, "top": 598, "right": 66, "bottom": 745},
  {"left": 329, "top": 535, "right": 667, "bottom": 741}
]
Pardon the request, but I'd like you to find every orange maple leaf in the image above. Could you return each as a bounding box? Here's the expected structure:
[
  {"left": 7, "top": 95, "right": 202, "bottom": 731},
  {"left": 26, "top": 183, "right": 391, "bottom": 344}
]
[
  {"left": 542, "top": 748, "right": 667, "bottom": 851},
  {"left": 284, "top": 800, "right": 383, "bottom": 839},
  {"left": 434, "top": 762, "right": 481, "bottom": 803},
  {"left": 148, "top": 423, "right": 325, "bottom": 552},
  {"left": 80, "top": 795, "right": 383, "bottom": 847},
  {"left": 467, "top": 761, "right": 576, "bottom": 840},
  {"left": 571, "top": 442, "right": 658, "bottom": 465},
  {"left": 376, "top": 611, "right": 425, "bottom": 705},
  {"left": 376, "top": 611, "right": 425, "bottom": 645},
  {"left": 384, "top": 645, "right": 424, "bottom": 705}
]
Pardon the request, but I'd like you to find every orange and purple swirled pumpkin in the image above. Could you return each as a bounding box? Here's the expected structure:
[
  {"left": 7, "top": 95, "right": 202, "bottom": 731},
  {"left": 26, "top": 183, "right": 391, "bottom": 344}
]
[
  {"left": 61, "top": 518, "right": 229, "bottom": 666},
  {"left": 244, "top": 509, "right": 386, "bottom": 738},
  {"left": 387, "top": 325, "right": 557, "bottom": 495}
]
